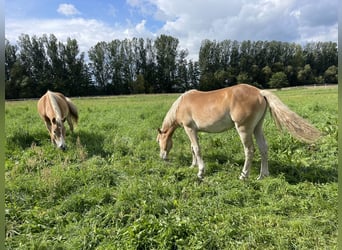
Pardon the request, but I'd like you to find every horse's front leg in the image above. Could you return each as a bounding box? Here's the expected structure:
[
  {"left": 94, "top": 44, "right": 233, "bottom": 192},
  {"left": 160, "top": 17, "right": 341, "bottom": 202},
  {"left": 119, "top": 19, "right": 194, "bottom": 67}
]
[
  {"left": 44, "top": 118, "right": 54, "bottom": 144},
  {"left": 190, "top": 146, "right": 197, "bottom": 168},
  {"left": 184, "top": 127, "right": 205, "bottom": 179}
]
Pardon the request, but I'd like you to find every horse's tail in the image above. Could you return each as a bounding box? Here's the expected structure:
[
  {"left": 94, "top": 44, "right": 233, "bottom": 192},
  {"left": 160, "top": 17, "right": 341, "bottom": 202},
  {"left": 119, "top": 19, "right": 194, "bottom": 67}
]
[
  {"left": 260, "top": 90, "right": 321, "bottom": 143},
  {"left": 66, "top": 97, "right": 78, "bottom": 124}
]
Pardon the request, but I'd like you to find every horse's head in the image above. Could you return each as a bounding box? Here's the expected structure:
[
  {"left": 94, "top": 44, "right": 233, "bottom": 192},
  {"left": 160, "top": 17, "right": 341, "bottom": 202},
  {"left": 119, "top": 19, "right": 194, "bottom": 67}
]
[
  {"left": 157, "top": 128, "right": 173, "bottom": 160},
  {"left": 51, "top": 117, "right": 66, "bottom": 150}
]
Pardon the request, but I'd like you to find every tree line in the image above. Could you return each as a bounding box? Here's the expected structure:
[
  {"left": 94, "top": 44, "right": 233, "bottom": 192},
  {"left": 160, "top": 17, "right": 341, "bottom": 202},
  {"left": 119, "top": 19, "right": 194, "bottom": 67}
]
[{"left": 5, "top": 34, "right": 337, "bottom": 99}]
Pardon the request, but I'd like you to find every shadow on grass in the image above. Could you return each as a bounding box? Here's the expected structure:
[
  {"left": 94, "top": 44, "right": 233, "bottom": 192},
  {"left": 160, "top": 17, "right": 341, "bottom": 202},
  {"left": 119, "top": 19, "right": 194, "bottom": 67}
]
[
  {"left": 205, "top": 152, "right": 337, "bottom": 184},
  {"left": 6, "top": 130, "right": 47, "bottom": 150},
  {"left": 6, "top": 129, "right": 108, "bottom": 159},
  {"left": 70, "top": 130, "right": 107, "bottom": 157},
  {"left": 269, "top": 160, "right": 337, "bottom": 184}
]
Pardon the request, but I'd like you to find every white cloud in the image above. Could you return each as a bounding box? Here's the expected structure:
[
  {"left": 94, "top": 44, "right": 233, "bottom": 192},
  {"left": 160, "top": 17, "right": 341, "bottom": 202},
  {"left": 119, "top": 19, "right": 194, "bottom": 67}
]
[
  {"left": 57, "top": 3, "right": 81, "bottom": 16},
  {"left": 5, "top": 17, "right": 156, "bottom": 55},
  {"left": 5, "top": 1, "right": 338, "bottom": 61},
  {"left": 148, "top": 0, "right": 337, "bottom": 59},
  {"left": 135, "top": 19, "right": 147, "bottom": 33}
]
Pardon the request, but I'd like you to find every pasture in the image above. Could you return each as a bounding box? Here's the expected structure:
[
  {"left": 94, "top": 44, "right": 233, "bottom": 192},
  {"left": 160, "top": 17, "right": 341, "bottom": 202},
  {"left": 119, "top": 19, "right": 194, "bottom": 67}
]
[{"left": 5, "top": 86, "right": 337, "bottom": 249}]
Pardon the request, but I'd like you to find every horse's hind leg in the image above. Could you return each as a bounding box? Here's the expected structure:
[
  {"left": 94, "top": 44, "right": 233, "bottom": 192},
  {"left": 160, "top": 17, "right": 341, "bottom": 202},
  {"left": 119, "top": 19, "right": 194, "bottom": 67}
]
[
  {"left": 236, "top": 125, "right": 254, "bottom": 180},
  {"left": 254, "top": 123, "right": 269, "bottom": 180},
  {"left": 66, "top": 116, "right": 74, "bottom": 133}
]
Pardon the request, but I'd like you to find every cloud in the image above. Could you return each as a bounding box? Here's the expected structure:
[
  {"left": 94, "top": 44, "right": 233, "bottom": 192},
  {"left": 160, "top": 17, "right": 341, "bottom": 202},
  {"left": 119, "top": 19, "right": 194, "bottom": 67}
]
[
  {"left": 5, "top": 17, "right": 155, "bottom": 55},
  {"left": 57, "top": 3, "right": 81, "bottom": 16},
  {"left": 5, "top": 0, "right": 338, "bottom": 61},
  {"left": 147, "top": 0, "right": 337, "bottom": 58}
]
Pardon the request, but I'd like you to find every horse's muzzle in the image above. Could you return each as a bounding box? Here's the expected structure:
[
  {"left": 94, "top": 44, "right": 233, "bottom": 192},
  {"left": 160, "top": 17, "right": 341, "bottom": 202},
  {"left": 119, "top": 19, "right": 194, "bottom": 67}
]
[{"left": 160, "top": 151, "right": 168, "bottom": 160}]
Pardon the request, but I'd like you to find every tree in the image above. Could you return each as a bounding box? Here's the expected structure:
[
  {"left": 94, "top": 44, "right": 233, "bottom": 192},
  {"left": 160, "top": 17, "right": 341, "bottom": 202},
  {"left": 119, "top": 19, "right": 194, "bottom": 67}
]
[
  {"left": 88, "top": 42, "right": 111, "bottom": 93},
  {"left": 175, "top": 49, "right": 189, "bottom": 91},
  {"left": 236, "top": 72, "right": 251, "bottom": 84},
  {"left": 5, "top": 35, "right": 338, "bottom": 97},
  {"left": 17, "top": 34, "right": 49, "bottom": 97},
  {"left": 5, "top": 39, "right": 21, "bottom": 99},
  {"left": 297, "top": 64, "right": 314, "bottom": 85},
  {"left": 261, "top": 66, "right": 272, "bottom": 86},
  {"left": 187, "top": 60, "right": 200, "bottom": 89},
  {"left": 268, "top": 72, "right": 289, "bottom": 89},
  {"left": 131, "top": 74, "right": 145, "bottom": 94},
  {"left": 62, "top": 38, "right": 90, "bottom": 96},
  {"left": 324, "top": 65, "right": 337, "bottom": 83},
  {"left": 154, "top": 35, "right": 179, "bottom": 92}
]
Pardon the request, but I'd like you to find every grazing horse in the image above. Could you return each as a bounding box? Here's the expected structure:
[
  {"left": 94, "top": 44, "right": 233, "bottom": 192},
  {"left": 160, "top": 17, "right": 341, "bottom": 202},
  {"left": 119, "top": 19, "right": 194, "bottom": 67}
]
[
  {"left": 157, "top": 84, "right": 321, "bottom": 180},
  {"left": 37, "top": 91, "right": 78, "bottom": 150}
]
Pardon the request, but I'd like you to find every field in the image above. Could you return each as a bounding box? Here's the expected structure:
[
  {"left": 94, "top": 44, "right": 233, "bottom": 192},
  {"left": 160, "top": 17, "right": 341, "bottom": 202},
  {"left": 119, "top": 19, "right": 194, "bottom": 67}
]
[{"left": 5, "top": 86, "right": 337, "bottom": 249}]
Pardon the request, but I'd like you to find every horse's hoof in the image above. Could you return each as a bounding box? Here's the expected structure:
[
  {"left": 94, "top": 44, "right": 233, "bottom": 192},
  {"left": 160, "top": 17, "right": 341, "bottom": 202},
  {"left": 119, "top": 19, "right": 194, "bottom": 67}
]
[
  {"left": 239, "top": 175, "right": 248, "bottom": 180},
  {"left": 257, "top": 174, "right": 269, "bottom": 180}
]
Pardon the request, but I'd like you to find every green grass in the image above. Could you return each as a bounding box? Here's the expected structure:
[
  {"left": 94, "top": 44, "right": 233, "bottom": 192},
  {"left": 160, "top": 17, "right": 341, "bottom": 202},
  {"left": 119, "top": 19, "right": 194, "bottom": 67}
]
[{"left": 5, "top": 87, "right": 337, "bottom": 249}]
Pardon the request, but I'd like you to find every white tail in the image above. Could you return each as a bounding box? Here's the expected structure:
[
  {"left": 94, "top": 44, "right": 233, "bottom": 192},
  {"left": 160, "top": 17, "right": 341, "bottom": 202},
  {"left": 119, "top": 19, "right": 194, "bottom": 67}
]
[{"left": 260, "top": 90, "right": 321, "bottom": 143}]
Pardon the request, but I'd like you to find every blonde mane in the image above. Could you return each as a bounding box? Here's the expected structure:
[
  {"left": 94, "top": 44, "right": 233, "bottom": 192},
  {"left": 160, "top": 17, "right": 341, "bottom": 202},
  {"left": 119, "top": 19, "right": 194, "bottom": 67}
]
[
  {"left": 161, "top": 90, "right": 197, "bottom": 131},
  {"left": 161, "top": 95, "right": 182, "bottom": 131},
  {"left": 47, "top": 91, "right": 62, "bottom": 121}
]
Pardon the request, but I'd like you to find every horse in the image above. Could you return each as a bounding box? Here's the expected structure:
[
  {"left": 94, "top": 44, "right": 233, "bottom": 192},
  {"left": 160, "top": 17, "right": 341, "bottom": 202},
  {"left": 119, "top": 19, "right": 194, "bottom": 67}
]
[
  {"left": 37, "top": 90, "right": 78, "bottom": 150},
  {"left": 157, "top": 84, "right": 321, "bottom": 180}
]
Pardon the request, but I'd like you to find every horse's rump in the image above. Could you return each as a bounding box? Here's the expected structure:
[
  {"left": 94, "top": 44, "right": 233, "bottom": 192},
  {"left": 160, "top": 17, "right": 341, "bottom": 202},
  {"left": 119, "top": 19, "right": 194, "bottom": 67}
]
[{"left": 65, "top": 97, "right": 78, "bottom": 124}]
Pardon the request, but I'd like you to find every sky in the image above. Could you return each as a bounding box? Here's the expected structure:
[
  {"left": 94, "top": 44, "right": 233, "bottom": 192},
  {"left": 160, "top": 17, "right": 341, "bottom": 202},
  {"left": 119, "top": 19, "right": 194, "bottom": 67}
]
[{"left": 5, "top": 0, "right": 338, "bottom": 61}]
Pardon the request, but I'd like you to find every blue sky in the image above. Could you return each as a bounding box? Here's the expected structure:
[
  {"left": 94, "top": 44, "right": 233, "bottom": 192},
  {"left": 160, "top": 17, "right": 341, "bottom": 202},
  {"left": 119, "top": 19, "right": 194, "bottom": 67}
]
[{"left": 5, "top": 0, "right": 338, "bottom": 60}]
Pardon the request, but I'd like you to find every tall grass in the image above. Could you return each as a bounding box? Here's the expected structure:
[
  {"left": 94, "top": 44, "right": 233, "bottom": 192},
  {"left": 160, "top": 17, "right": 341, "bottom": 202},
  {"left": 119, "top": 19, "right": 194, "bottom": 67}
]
[{"left": 5, "top": 87, "right": 337, "bottom": 249}]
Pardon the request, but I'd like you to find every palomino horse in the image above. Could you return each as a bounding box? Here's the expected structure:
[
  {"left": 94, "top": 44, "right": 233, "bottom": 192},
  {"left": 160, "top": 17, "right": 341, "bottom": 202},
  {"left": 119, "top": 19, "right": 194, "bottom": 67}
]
[
  {"left": 157, "top": 84, "right": 321, "bottom": 180},
  {"left": 37, "top": 91, "right": 78, "bottom": 150}
]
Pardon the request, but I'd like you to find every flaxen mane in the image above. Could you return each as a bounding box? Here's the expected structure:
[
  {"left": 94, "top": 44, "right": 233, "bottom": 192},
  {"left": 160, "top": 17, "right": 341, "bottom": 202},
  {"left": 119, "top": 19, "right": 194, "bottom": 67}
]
[
  {"left": 161, "top": 94, "right": 182, "bottom": 130},
  {"left": 161, "top": 90, "right": 197, "bottom": 131},
  {"left": 47, "top": 91, "right": 62, "bottom": 121}
]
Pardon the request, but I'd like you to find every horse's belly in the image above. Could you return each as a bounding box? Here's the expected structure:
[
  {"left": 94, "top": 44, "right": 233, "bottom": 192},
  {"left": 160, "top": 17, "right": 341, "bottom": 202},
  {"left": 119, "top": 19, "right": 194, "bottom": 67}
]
[{"left": 197, "top": 117, "right": 234, "bottom": 133}]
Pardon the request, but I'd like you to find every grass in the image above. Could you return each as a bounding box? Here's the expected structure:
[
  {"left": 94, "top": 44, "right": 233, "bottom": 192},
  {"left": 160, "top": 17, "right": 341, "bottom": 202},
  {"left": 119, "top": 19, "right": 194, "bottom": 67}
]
[{"left": 5, "top": 86, "right": 337, "bottom": 249}]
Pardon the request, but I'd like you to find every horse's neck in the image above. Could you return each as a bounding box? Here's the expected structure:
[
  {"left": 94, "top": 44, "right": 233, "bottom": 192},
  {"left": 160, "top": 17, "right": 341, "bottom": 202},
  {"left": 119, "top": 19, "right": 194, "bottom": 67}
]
[
  {"left": 162, "top": 122, "right": 178, "bottom": 136},
  {"left": 48, "top": 92, "right": 62, "bottom": 120}
]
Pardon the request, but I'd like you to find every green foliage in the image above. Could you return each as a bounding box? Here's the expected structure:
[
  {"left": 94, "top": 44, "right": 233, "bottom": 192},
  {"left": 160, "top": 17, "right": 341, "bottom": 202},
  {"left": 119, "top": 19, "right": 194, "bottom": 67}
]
[
  {"left": 268, "top": 72, "right": 289, "bottom": 89},
  {"left": 5, "top": 87, "right": 337, "bottom": 249},
  {"left": 324, "top": 65, "right": 338, "bottom": 83},
  {"left": 198, "top": 40, "right": 337, "bottom": 90},
  {"left": 5, "top": 35, "right": 338, "bottom": 98}
]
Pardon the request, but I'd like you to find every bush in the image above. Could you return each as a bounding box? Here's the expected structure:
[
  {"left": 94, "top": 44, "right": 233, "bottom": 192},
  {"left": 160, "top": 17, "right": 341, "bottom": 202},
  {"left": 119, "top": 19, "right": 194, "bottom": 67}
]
[{"left": 268, "top": 71, "right": 289, "bottom": 89}]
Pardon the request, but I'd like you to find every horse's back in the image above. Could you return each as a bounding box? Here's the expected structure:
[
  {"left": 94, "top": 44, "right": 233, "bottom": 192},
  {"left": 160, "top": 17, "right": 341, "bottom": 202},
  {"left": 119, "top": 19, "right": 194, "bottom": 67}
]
[
  {"left": 38, "top": 91, "right": 69, "bottom": 119},
  {"left": 178, "top": 84, "right": 267, "bottom": 130}
]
